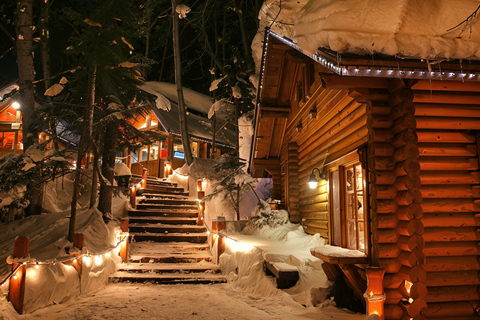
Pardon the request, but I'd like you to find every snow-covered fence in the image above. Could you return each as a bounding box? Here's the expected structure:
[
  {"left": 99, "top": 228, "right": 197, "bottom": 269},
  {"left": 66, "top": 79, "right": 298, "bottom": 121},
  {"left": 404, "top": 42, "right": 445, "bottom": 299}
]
[{"left": 0, "top": 231, "right": 127, "bottom": 314}]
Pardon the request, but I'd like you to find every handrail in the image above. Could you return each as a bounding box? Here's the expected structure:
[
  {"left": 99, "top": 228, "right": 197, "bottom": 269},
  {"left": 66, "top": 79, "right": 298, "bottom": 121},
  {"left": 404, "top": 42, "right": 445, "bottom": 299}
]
[{"left": 0, "top": 233, "right": 128, "bottom": 288}]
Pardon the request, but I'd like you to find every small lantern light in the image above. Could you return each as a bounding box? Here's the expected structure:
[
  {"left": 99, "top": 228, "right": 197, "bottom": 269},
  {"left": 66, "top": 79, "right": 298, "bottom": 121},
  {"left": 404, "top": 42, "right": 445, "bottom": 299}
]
[
  {"left": 12, "top": 102, "right": 20, "bottom": 110},
  {"left": 308, "top": 168, "right": 326, "bottom": 189}
]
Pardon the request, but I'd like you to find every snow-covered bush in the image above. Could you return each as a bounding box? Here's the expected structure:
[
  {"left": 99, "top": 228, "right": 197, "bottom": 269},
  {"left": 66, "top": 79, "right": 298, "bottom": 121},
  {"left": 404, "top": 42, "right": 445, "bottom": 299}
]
[{"left": 246, "top": 200, "right": 289, "bottom": 229}]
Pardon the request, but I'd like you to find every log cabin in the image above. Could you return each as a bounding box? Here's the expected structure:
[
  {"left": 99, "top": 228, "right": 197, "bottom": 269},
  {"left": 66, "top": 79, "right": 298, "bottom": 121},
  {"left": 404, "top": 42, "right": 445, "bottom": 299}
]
[
  {"left": 125, "top": 82, "right": 235, "bottom": 177},
  {"left": 0, "top": 83, "right": 23, "bottom": 157},
  {"left": 250, "top": 30, "right": 480, "bottom": 319}
]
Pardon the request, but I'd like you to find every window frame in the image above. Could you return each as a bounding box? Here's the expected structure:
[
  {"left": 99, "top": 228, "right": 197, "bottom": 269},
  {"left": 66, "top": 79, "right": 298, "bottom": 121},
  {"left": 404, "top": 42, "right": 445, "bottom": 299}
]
[{"left": 328, "top": 153, "right": 369, "bottom": 256}]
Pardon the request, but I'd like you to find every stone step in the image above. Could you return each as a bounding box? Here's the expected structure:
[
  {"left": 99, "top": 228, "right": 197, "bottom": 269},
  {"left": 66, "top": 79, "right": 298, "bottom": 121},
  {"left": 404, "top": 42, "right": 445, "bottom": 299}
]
[
  {"left": 128, "top": 209, "right": 197, "bottom": 217},
  {"left": 139, "top": 198, "right": 196, "bottom": 205},
  {"left": 129, "top": 224, "right": 207, "bottom": 234},
  {"left": 142, "top": 193, "right": 191, "bottom": 200},
  {"left": 136, "top": 203, "right": 197, "bottom": 211},
  {"left": 131, "top": 232, "right": 207, "bottom": 243},
  {"left": 132, "top": 175, "right": 176, "bottom": 187},
  {"left": 129, "top": 242, "right": 209, "bottom": 255},
  {"left": 128, "top": 216, "right": 197, "bottom": 225},
  {"left": 129, "top": 253, "right": 213, "bottom": 263},
  {"left": 109, "top": 271, "right": 227, "bottom": 284},
  {"left": 116, "top": 262, "right": 221, "bottom": 274},
  {"left": 140, "top": 186, "right": 186, "bottom": 194}
]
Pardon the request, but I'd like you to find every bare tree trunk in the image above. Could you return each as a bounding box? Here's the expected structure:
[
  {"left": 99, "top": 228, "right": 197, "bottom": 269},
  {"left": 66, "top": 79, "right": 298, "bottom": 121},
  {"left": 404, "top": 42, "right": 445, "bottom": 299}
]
[
  {"left": 16, "top": 0, "right": 35, "bottom": 151},
  {"left": 235, "top": 0, "right": 250, "bottom": 62},
  {"left": 40, "top": 0, "right": 51, "bottom": 91},
  {"left": 235, "top": 99, "right": 240, "bottom": 220},
  {"left": 98, "top": 119, "right": 119, "bottom": 219},
  {"left": 171, "top": 0, "right": 193, "bottom": 165},
  {"left": 69, "top": 66, "right": 96, "bottom": 242},
  {"left": 89, "top": 133, "right": 99, "bottom": 208}
]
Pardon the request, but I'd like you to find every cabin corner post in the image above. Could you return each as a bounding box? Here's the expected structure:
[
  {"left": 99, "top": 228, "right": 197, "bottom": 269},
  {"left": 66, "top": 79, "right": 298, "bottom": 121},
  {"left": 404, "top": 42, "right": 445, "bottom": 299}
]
[
  {"left": 388, "top": 80, "right": 426, "bottom": 319},
  {"left": 9, "top": 236, "right": 29, "bottom": 314}
]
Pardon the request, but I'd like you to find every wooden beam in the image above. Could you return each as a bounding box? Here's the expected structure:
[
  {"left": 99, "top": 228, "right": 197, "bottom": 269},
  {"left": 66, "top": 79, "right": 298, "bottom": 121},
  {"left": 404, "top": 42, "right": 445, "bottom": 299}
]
[
  {"left": 319, "top": 73, "right": 389, "bottom": 89},
  {"left": 285, "top": 50, "right": 314, "bottom": 64}
]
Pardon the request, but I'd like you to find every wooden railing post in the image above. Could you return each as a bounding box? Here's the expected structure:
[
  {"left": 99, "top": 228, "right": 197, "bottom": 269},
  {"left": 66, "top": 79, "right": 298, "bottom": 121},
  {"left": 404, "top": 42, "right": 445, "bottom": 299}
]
[
  {"left": 9, "top": 236, "right": 29, "bottom": 314},
  {"left": 141, "top": 168, "right": 147, "bottom": 189},
  {"left": 120, "top": 218, "right": 129, "bottom": 263},
  {"left": 197, "top": 179, "right": 202, "bottom": 191},
  {"left": 130, "top": 185, "right": 136, "bottom": 209},
  {"left": 70, "top": 234, "right": 84, "bottom": 275},
  {"left": 216, "top": 217, "right": 226, "bottom": 264},
  {"left": 364, "top": 267, "right": 386, "bottom": 320},
  {"left": 197, "top": 191, "right": 205, "bottom": 226}
]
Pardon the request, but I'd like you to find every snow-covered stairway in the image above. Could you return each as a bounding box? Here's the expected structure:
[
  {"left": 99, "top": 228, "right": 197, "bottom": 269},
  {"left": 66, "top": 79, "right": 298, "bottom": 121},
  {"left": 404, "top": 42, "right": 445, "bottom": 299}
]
[{"left": 110, "top": 175, "right": 226, "bottom": 284}]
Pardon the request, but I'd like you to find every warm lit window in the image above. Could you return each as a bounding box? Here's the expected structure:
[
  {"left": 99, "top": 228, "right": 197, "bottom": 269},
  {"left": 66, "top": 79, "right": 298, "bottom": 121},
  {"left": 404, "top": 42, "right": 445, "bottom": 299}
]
[
  {"left": 344, "top": 162, "right": 366, "bottom": 251},
  {"left": 150, "top": 142, "right": 159, "bottom": 160},
  {"left": 0, "top": 132, "right": 15, "bottom": 150},
  {"left": 140, "top": 148, "right": 148, "bottom": 162},
  {"left": 330, "top": 157, "right": 368, "bottom": 254}
]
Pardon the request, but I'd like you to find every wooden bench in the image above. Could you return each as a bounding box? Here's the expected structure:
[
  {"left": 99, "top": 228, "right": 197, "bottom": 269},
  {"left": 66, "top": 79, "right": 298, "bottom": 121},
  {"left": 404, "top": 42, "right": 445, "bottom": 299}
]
[
  {"left": 311, "top": 246, "right": 368, "bottom": 305},
  {"left": 264, "top": 260, "right": 299, "bottom": 289}
]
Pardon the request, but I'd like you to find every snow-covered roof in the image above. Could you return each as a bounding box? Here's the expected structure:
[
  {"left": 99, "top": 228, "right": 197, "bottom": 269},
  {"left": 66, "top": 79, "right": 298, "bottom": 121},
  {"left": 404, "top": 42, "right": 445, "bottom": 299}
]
[
  {"left": 294, "top": 0, "right": 480, "bottom": 61},
  {"left": 253, "top": 0, "right": 480, "bottom": 72}
]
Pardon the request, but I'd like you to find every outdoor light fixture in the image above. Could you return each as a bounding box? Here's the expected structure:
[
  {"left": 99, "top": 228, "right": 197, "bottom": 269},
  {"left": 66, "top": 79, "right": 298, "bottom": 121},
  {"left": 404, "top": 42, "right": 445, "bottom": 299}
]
[
  {"left": 12, "top": 101, "right": 20, "bottom": 110},
  {"left": 308, "top": 167, "right": 326, "bottom": 189}
]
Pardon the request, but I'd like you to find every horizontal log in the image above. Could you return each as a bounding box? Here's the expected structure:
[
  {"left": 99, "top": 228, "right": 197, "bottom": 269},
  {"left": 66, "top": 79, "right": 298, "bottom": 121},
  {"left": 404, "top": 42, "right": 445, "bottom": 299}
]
[
  {"left": 416, "top": 130, "right": 476, "bottom": 144},
  {"left": 384, "top": 304, "right": 404, "bottom": 320},
  {"left": 378, "top": 220, "right": 423, "bottom": 243},
  {"left": 385, "top": 288, "right": 404, "bottom": 305},
  {"left": 389, "top": 87, "right": 414, "bottom": 106},
  {"left": 398, "top": 250, "right": 425, "bottom": 268},
  {"left": 412, "top": 79, "right": 480, "bottom": 92},
  {"left": 403, "top": 298, "right": 428, "bottom": 318},
  {"left": 423, "top": 241, "right": 480, "bottom": 257},
  {"left": 349, "top": 88, "right": 391, "bottom": 103},
  {"left": 414, "top": 90, "right": 480, "bottom": 105},
  {"left": 425, "top": 301, "right": 479, "bottom": 319},
  {"left": 392, "top": 113, "right": 417, "bottom": 135},
  {"left": 410, "top": 282, "right": 428, "bottom": 300},
  {"left": 372, "top": 142, "right": 395, "bottom": 157},
  {"left": 418, "top": 156, "right": 479, "bottom": 171},
  {"left": 367, "top": 115, "right": 393, "bottom": 129},
  {"left": 303, "top": 219, "right": 328, "bottom": 230},
  {"left": 425, "top": 256, "right": 480, "bottom": 272},
  {"left": 299, "top": 202, "right": 328, "bottom": 212},
  {"left": 379, "top": 258, "right": 403, "bottom": 273},
  {"left": 426, "top": 285, "right": 480, "bottom": 303},
  {"left": 319, "top": 73, "right": 389, "bottom": 89},
  {"left": 298, "top": 193, "right": 329, "bottom": 206},
  {"left": 394, "top": 175, "right": 421, "bottom": 191},
  {"left": 383, "top": 272, "right": 406, "bottom": 289},
  {"left": 369, "top": 156, "right": 396, "bottom": 171},
  {"left": 395, "top": 190, "right": 422, "bottom": 206},
  {"left": 415, "top": 103, "right": 480, "bottom": 118},
  {"left": 427, "top": 271, "right": 480, "bottom": 287},
  {"left": 302, "top": 225, "right": 328, "bottom": 238},
  {"left": 397, "top": 235, "right": 424, "bottom": 252},
  {"left": 394, "top": 159, "right": 421, "bottom": 176},
  {"left": 371, "top": 185, "right": 397, "bottom": 199},
  {"left": 377, "top": 213, "right": 399, "bottom": 229},
  {"left": 421, "top": 185, "right": 480, "bottom": 199},
  {"left": 377, "top": 243, "right": 401, "bottom": 258},
  {"left": 393, "top": 129, "right": 418, "bottom": 148},
  {"left": 394, "top": 144, "right": 420, "bottom": 162},
  {"left": 370, "top": 128, "right": 394, "bottom": 142},
  {"left": 418, "top": 143, "right": 477, "bottom": 157},
  {"left": 300, "top": 211, "right": 328, "bottom": 221},
  {"left": 373, "top": 199, "right": 398, "bottom": 214},
  {"left": 421, "top": 198, "right": 478, "bottom": 213},
  {"left": 371, "top": 171, "right": 397, "bottom": 185},
  {"left": 423, "top": 227, "right": 480, "bottom": 242},
  {"left": 396, "top": 203, "right": 423, "bottom": 221},
  {"left": 367, "top": 101, "right": 392, "bottom": 116},
  {"left": 420, "top": 171, "right": 480, "bottom": 185},
  {"left": 416, "top": 116, "right": 480, "bottom": 130},
  {"left": 422, "top": 212, "right": 478, "bottom": 228}
]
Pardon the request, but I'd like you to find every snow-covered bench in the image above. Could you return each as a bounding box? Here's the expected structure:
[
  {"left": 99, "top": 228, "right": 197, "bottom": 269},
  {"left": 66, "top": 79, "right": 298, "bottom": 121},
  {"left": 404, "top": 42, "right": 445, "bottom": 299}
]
[{"left": 263, "top": 260, "right": 299, "bottom": 289}]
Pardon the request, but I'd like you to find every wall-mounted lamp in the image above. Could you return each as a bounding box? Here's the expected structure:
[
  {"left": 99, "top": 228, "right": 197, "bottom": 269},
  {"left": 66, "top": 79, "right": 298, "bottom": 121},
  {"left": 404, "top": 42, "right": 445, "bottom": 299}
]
[
  {"left": 12, "top": 101, "right": 20, "bottom": 110},
  {"left": 308, "top": 167, "right": 326, "bottom": 189}
]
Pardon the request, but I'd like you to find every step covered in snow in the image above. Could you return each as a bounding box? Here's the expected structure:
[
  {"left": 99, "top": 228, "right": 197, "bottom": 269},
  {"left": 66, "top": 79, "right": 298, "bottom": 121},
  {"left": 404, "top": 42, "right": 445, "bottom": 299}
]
[
  {"left": 109, "top": 271, "right": 226, "bottom": 284},
  {"left": 130, "top": 232, "right": 208, "bottom": 243},
  {"left": 129, "top": 224, "right": 207, "bottom": 234},
  {"left": 128, "top": 216, "right": 197, "bottom": 225}
]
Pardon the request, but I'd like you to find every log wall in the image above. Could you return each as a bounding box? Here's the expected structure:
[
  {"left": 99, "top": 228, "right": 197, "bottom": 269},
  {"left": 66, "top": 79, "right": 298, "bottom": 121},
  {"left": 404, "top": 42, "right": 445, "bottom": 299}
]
[
  {"left": 411, "top": 80, "right": 480, "bottom": 319},
  {"left": 281, "top": 66, "right": 368, "bottom": 240}
]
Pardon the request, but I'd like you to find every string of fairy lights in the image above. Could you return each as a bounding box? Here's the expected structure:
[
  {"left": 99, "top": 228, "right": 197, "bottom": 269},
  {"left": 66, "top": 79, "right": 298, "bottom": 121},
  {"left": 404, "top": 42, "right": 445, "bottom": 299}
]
[{"left": 0, "top": 233, "right": 128, "bottom": 288}]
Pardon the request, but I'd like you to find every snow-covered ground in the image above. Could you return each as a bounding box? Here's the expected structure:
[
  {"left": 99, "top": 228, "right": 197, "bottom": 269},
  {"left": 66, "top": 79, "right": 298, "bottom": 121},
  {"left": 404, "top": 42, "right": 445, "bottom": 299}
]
[{"left": 0, "top": 167, "right": 366, "bottom": 319}]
